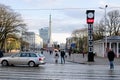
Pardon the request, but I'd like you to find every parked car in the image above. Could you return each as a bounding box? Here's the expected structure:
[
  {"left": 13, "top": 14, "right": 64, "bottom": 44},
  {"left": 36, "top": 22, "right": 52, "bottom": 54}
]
[{"left": 0, "top": 52, "right": 45, "bottom": 67}]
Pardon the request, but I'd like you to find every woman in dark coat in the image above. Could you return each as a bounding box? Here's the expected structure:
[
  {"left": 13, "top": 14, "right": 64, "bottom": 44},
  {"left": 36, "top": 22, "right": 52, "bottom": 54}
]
[{"left": 107, "top": 49, "right": 115, "bottom": 69}]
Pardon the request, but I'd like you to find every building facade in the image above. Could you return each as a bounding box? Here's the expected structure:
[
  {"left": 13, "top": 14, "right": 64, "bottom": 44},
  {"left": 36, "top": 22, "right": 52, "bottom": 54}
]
[
  {"left": 39, "top": 27, "right": 49, "bottom": 44},
  {"left": 22, "top": 32, "right": 43, "bottom": 50},
  {"left": 94, "top": 36, "right": 120, "bottom": 57}
]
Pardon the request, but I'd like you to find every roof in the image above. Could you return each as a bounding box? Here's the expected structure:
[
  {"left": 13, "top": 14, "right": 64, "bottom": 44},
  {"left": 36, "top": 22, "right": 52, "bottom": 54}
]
[{"left": 94, "top": 36, "right": 120, "bottom": 43}]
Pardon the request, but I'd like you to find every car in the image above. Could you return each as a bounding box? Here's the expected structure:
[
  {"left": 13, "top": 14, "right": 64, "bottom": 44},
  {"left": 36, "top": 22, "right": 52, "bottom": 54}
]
[{"left": 0, "top": 52, "right": 46, "bottom": 67}]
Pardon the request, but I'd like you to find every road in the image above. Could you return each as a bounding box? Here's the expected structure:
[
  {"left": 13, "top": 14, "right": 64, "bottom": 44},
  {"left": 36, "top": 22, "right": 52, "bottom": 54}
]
[{"left": 0, "top": 51, "right": 120, "bottom": 80}]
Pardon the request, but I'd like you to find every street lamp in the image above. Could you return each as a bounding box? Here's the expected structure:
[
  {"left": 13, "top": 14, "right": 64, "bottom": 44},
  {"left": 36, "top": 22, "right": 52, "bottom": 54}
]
[{"left": 99, "top": 5, "right": 108, "bottom": 56}]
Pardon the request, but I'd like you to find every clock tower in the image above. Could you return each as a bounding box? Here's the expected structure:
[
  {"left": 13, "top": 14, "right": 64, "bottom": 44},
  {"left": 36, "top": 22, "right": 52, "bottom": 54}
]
[
  {"left": 86, "top": 10, "right": 95, "bottom": 62},
  {"left": 86, "top": 10, "right": 95, "bottom": 24}
]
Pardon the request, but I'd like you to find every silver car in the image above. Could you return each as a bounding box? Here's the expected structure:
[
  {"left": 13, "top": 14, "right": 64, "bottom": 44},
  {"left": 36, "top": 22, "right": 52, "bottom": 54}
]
[{"left": 0, "top": 52, "right": 45, "bottom": 67}]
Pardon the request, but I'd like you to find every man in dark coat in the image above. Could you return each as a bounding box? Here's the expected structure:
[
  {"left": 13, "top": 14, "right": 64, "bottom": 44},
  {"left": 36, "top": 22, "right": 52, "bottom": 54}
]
[
  {"left": 107, "top": 49, "right": 115, "bottom": 69},
  {"left": 0, "top": 50, "right": 3, "bottom": 58},
  {"left": 60, "top": 49, "right": 66, "bottom": 64}
]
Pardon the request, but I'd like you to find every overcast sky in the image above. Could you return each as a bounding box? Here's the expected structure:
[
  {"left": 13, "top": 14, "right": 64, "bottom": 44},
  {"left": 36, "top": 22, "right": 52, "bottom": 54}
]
[{"left": 0, "top": 0, "right": 120, "bottom": 43}]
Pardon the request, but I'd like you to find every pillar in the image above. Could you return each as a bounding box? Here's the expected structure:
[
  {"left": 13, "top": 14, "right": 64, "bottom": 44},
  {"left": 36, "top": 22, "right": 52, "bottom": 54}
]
[
  {"left": 109, "top": 42, "right": 111, "bottom": 49},
  {"left": 102, "top": 42, "right": 105, "bottom": 57},
  {"left": 116, "top": 42, "right": 119, "bottom": 57}
]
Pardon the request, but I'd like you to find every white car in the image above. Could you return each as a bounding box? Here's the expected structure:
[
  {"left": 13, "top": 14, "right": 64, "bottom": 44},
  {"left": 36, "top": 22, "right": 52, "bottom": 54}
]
[{"left": 0, "top": 52, "right": 45, "bottom": 67}]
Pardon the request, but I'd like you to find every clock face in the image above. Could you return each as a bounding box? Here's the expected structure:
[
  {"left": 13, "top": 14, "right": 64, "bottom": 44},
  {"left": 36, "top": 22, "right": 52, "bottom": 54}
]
[{"left": 88, "top": 12, "right": 94, "bottom": 18}]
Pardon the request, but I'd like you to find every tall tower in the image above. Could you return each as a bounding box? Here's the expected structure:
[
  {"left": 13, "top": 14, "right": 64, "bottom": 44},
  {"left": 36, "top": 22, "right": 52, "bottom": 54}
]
[
  {"left": 49, "top": 14, "right": 52, "bottom": 44},
  {"left": 47, "top": 14, "right": 53, "bottom": 49}
]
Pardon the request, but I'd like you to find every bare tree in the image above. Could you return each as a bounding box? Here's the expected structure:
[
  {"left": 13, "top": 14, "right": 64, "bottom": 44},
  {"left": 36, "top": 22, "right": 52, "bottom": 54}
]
[
  {"left": 93, "top": 20, "right": 105, "bottom": 40},
  {"left": 93, "top": 10, "right": 120, "bottom": 40},
  {"left": 71, "top": 28, "right": 88, "bottom": 52},
  {"left": 0, "top": 4, "right": 26, "bottom": 50},
  {"left": 107, "top": 10, "right": 120, "bottom": 36},
  {"left": 72, "top": 28, "right": 87, "bottom": 38}
]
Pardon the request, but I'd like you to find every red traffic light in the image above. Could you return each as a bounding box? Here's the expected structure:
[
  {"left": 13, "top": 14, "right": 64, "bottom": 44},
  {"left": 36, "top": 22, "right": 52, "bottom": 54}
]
[
  {"left": 87, "top": 19, "right": 94, "bottom": 24},
  {"left": 86, "top": 10, "right": 95, "bottom": 24}
]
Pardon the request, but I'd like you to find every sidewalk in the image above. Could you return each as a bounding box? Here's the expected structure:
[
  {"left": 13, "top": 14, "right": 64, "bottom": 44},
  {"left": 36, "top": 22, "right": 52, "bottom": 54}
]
[{"left": 66, "top": 53, "right": 120, "bottom": 65}]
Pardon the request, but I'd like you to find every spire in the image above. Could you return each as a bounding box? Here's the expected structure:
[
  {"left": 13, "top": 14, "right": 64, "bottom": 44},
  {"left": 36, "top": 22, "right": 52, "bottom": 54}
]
[{"left": 47, "top": 14, "right": 53, "bottom": 48}]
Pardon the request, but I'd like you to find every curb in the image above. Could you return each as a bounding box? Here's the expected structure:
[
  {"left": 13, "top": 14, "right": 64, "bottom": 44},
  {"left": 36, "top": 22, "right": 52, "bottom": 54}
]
[{"left": 67, "top": 60, "right": 87, "bottom": 64}]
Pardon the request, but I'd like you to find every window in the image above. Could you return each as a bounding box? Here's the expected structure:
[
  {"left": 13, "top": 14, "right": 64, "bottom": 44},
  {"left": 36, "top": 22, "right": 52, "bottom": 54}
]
[
  {"left": 12, "top": 53, "right": 20, "bottom": 57},
  {"left": 21, "top": 53, "right": 30, "bottom": 57},
  {"left": 30, "top": 53, "right": 37, "bottom": 57}
]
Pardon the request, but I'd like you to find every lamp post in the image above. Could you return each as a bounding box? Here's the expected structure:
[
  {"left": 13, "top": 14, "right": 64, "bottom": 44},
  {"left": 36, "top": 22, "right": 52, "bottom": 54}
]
[{"left": 99, "top": 5, "right": 108, "bottom": 56}]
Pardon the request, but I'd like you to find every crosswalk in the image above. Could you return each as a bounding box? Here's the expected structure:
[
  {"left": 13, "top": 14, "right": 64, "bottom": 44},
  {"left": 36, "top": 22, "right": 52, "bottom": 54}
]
[{"left": 0, "top": 64, "right": 120, "bottom": 80}]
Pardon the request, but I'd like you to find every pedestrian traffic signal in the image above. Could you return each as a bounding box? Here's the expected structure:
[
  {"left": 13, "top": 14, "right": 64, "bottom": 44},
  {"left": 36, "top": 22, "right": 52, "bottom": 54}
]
[{"left": 86, "top": 10, "right": 95, "bottom": 24}]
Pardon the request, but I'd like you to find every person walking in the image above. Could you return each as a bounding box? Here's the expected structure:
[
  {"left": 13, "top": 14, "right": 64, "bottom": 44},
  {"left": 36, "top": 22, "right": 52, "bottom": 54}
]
[
  {"left": 41, "top": 50, "right": 43, "bottom": 54},
  {"left": 49, "top": 50, "right": 53, "bottom": 55},
  {"left": 82, "top": 51, "right": 85, "bottom": 58},
  {"left": 54, "top": 51, "right": 59, "bottom": 64},
  {"left": 60, "top": 49, "right": 66, "bottom": 64},
  {"left": 107, "top": 48, "right": 115, "bottom": 70},
  {"left": 68, "top": 47, "right": 72, "bottom": 57},
  {"left": 0, "top": 50, "right": 3, "bottom": 58}
]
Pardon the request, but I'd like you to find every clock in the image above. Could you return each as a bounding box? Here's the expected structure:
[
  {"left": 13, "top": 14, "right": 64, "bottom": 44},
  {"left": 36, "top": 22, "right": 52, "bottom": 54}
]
[{"left": 88, "top": 12, "right": 94, "bottom": 18}]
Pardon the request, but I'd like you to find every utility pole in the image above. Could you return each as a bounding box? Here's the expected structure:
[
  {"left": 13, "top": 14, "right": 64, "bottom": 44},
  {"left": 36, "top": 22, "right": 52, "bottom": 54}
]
[
  {"left": 99, "top": 5, "right": 108, "bottom": 57},
  {"left": 105, "top": 5, "right": 108, "bottom": 55}
]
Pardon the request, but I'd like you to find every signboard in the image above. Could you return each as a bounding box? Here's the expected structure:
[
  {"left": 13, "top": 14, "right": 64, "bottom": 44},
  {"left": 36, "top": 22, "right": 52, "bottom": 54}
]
[{"left": 71, "top": 43, "right": 76, "bottom": 48}]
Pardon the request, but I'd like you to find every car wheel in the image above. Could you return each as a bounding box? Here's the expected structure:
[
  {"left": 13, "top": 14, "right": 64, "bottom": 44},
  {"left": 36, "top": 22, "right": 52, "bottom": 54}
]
[
  {"left": 28, "top": 61, "right": 35, "bottom": 67},
  {"left": 2, "top": 60, "right": 9, "bottom": 66}
]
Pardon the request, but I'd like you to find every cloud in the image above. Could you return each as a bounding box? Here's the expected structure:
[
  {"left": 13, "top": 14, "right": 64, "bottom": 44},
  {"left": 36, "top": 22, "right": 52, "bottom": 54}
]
[
  {"left": 21, "top": 0, "right": 63, "bottom": 8},
  {"left": 23, "top": 0, "right": 33, "bottom": 3},
  {"left": 99, "top": 0, "right": 108, "bottom": 6},
  {"left": 52, "top": 33, "right": 71, "bottom": 43},
  {"left": 22, "top": 11, "right": 86, "bottom": 34},
  {"left": 24, "top": 0, "right": 57, "bottom": 3},
  {"left": 63, "top": 9, "right": 86, "bottom": 18}
]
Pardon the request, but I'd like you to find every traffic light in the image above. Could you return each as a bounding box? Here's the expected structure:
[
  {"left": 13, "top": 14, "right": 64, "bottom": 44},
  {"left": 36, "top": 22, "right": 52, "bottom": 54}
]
[{"left": 86, "top": 10, "right": 95, "bottom": 24}]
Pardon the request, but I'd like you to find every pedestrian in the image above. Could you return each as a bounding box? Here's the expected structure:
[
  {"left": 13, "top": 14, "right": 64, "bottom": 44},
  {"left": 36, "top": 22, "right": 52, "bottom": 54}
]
[
  {"left": 107, "top": 48, "right": 115, "bottom": 70},
  {"left": 54, "top": 51, "right": 59, "bottom": 64},
  {"left": 0, "top": 50, "right": 3, "bottom": 58},
  {"left": 41, "top": 50, "right": 43, "bottom": 54},
  {"left": 49, "top": 50, "right": 53, "bottom": 55},
  {"left": 82, "top": 51, "right": 85, "bottom": 58},
  {"left": 60, "top": 49, "right": 66, "bottom": 64},
  {"left": 68, "top": 47, "right": 72, "bottom": 57}
]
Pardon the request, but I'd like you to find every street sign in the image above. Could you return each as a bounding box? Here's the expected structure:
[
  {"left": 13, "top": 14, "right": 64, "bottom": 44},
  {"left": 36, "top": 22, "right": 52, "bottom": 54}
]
[{"left": 71, "top": 43, "right": 75, "bottom": 48}]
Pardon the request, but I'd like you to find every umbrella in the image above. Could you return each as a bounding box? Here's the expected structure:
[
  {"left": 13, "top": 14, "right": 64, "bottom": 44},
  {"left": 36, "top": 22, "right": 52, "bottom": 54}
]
[{"left": 54, "top": 49, "right": 58, "bottom": 52}]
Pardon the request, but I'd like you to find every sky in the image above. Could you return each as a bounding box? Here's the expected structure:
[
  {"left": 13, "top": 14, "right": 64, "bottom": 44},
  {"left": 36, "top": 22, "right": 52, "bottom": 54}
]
[{"left": 0, "top": 0, "right": 120, "bottom": 43}]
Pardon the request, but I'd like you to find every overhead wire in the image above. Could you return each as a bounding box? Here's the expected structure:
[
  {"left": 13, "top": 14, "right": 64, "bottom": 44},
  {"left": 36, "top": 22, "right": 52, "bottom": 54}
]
[{"left": 13, "top": 7, "right": 99, "bottom": 11}]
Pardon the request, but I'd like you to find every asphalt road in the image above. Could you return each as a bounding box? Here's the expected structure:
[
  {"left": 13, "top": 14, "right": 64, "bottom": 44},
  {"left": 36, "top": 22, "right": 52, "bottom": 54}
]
[
  {"left": 0, "top": 51, "right": 120, "bottom": 80},
  {"left": 0, "top": 64, "right": 120, "bottom": 80}
]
